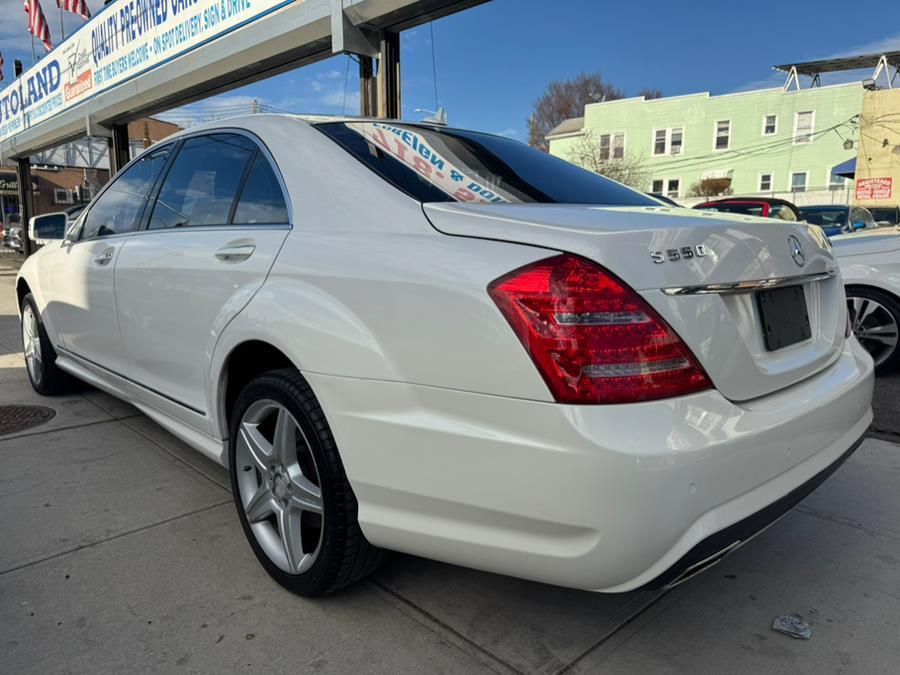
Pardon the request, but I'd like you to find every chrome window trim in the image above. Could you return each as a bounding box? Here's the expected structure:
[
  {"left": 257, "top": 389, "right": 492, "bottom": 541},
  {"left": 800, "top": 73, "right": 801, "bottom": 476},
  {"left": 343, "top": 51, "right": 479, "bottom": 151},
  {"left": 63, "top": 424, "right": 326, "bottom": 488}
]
[{"left": 661, "top": 269, "right": 836, "bottom": 296}]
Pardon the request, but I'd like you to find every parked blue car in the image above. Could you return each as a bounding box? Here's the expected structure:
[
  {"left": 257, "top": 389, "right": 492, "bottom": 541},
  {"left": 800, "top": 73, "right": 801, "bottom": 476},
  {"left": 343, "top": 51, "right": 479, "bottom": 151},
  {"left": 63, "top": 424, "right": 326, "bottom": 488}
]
[{"left": 798, "top": 205, "right": 877, "bottom": 237}]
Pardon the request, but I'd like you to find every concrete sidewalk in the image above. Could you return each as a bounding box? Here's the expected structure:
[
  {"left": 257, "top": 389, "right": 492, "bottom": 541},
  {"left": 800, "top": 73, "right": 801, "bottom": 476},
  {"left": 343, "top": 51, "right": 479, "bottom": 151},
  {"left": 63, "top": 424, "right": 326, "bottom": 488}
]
[{"left": 2, "top": 257, "right": 899, "bottom": 674}]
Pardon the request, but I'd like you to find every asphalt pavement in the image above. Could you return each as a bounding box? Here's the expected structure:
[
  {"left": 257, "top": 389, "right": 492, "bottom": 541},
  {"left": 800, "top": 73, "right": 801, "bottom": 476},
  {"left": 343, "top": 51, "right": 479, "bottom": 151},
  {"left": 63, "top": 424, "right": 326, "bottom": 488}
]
[{"left": 1, "top": 254, "right": 899, "bottom": 674}]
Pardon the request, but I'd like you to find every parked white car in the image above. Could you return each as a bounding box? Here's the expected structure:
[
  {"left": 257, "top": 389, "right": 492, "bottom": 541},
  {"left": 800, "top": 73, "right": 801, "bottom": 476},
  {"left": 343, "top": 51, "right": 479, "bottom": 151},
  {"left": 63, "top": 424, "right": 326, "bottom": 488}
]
[
  {"left": 832, "top": 228, "right": 900, "bottom": 373},
  {"left": 16, "top": 116, "right": 873, "bottom": 596}
]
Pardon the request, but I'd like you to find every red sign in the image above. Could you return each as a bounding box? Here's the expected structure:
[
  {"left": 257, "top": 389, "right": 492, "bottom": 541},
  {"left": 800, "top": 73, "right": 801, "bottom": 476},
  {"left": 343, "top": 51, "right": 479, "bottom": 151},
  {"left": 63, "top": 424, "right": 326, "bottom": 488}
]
[
  {"left": 855, "top": 177, "right": 893, "bottom": 201},
  {"left": 64, "top": 70, "right": 92, "bottom": 102}
]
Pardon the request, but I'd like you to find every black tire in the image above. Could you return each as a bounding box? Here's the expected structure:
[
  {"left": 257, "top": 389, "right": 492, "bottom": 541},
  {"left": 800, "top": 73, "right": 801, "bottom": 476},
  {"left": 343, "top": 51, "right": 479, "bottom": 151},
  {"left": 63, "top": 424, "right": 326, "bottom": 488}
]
[
  {"left": 228, "top": 368, "right": 387, "bottom": 596},
  {"left": 20, "top": 293, "right": 78, "bottom": 395},
  {"left": 846, "top": 285, "right": 900, "bottom": 375}
]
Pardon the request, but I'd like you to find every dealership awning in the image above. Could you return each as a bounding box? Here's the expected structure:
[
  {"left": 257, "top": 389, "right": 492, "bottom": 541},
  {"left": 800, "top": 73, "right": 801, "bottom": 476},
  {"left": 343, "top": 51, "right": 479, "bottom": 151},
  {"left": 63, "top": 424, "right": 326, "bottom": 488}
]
[{"left": 831, "top": 157, "right": 857, "bottom": 179}]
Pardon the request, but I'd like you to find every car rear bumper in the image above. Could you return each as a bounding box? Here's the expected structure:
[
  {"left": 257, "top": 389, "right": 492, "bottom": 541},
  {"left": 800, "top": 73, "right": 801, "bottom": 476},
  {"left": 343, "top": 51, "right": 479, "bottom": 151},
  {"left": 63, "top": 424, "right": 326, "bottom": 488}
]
[
  {"left": 640, "top": 429, "right": 867, "bottom": 589},
  {"left": 305, "top": 337, "right": 874, "bottom": 592}
]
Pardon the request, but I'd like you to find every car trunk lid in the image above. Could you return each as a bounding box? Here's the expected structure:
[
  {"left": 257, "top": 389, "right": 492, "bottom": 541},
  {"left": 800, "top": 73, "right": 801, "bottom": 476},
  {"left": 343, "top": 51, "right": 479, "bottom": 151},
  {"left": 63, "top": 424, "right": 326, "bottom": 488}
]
[{"left": 425, "top": 203, "right": 845, "bottom": 402}]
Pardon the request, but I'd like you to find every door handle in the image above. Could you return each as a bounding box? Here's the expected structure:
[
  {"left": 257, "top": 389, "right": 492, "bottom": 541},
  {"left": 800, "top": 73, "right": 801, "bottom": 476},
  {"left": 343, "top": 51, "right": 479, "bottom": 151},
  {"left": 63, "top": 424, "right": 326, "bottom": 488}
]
[
  {"left": 94, "top": 248, "right": 114, "bottom": 266},
  {"left": 215, "top": 241, "right": 255, "bottom": 262}
]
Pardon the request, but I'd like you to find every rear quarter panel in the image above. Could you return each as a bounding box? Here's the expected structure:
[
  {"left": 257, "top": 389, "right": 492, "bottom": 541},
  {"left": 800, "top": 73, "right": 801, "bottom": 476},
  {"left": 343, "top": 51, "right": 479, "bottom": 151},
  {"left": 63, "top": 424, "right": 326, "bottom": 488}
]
[{"left": 208, "top": 117, "right": 555, "bottom": 438}]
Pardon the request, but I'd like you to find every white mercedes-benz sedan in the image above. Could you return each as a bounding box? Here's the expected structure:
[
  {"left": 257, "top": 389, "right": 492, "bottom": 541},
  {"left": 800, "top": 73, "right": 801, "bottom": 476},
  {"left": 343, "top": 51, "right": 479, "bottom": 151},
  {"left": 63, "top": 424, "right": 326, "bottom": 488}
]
[
  {"left": 832, "top": 228, "right": 900, "bottom": 373},
  {"left": 16, "top": 116, "right": 873, "bottom": 596}
]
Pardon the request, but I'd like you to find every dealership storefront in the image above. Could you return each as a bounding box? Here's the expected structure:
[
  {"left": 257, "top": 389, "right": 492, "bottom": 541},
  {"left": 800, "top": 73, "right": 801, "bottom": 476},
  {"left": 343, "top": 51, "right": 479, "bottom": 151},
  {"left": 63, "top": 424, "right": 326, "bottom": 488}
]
[{"left": 0, "top": 172, "right": 21, "bottom": 231}]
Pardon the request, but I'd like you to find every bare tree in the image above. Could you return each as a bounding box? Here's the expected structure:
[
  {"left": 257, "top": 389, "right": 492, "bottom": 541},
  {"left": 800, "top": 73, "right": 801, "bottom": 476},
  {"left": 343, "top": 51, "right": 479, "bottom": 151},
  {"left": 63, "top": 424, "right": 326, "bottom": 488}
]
[
  {"left": 566, "top": 131, "right": 649, "bottom": 189},
  {"left": 528, "top": 73, "right": 624, "bottom": 151},
  {"left": 638, "top": 88, "right": 663, "bottom": 100}
]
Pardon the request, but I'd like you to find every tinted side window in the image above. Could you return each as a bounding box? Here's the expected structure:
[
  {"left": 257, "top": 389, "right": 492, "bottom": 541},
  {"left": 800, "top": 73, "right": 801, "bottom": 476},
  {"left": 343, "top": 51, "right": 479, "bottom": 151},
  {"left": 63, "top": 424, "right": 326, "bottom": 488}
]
[
  {"left": 770, "top": 204, "right": 797, "bottom": 221},
  {"left": 81, "top": 146, "right": 171, "bottom": 239},
  {"left": 149, "top": 134, "right": 255, "bottom": 229},
  {"left": 233, "top": 154, "right": 289, "bottom": 224}
]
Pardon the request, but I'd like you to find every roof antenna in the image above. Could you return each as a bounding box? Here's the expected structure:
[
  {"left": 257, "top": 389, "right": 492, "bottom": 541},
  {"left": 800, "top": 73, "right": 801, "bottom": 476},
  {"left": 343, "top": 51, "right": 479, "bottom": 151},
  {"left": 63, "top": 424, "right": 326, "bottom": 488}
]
[{"left": 414, "top": 107, "right": 448, "bottom": 125}]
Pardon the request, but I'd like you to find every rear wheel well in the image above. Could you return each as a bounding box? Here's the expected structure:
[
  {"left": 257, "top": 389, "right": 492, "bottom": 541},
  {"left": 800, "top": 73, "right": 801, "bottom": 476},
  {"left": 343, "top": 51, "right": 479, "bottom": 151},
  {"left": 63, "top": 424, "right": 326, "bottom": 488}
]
[
  {"left": 222, "top": 341, "right": 294, "bottom": 430},
  {"left": 845, "top": 283, "right": 896, "bottom": 297}
]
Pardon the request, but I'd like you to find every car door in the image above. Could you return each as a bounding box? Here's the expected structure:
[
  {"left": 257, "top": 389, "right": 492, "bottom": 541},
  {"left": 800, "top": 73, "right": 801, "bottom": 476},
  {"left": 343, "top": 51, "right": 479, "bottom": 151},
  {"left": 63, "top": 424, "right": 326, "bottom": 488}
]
[
  {"left": 113, "top": 131, "right": 291, "bottom": 420},
  {"left": 45, "top": 144, "right": 173, "bottom": 373}
]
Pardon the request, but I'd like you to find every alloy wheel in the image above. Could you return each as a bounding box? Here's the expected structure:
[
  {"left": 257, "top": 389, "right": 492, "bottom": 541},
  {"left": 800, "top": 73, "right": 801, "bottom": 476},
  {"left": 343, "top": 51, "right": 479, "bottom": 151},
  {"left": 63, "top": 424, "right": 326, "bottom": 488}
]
[
  {"left": 848, "top": 296, "right": 899, "bottom": 368},
  {"left": 234, "top": 399, "right": 324, "bottom": 575},
  {"left": 21, "top": 304, "right": 42, "bottom": 385}
]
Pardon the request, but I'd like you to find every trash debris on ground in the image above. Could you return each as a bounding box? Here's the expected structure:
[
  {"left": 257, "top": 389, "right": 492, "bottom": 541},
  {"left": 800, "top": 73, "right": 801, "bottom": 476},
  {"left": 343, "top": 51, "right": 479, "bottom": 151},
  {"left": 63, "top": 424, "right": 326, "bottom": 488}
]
[{"left": 772, "top": 613, "right": 812, "bottom": 640}]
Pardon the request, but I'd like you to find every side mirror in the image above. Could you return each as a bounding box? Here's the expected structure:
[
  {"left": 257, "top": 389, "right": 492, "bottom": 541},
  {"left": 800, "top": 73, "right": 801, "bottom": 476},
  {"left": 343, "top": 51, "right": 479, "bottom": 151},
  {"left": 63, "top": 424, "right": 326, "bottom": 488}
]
[
  {"left": 851, "top": 221, "right": 866, "bottom": 232},
  {"left": 29, "top": 212, "right": 68, "bottom": 245}
]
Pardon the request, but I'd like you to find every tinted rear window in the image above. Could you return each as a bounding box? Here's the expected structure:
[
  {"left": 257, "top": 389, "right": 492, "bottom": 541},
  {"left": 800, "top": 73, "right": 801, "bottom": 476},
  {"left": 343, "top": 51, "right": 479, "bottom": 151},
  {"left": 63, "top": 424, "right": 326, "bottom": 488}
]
[
  {"left": 798, "top": 208, "right": 848, "bottom": 227},
  {"left": 696, "top": 203, "right": 765, "bottom": 217},
  {"left": 315, "top": 121, "right": 655, "bottom": 206},
  {"left": 868, "top": 207, "right": 898, "bottom": 225}
]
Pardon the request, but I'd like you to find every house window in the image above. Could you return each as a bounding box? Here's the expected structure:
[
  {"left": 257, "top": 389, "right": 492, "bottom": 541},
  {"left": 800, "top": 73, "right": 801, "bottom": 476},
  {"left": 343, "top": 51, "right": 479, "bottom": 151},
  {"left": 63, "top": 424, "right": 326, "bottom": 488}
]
[
  {"left": 763, "top": 115, "right": 777, "bottom": 135},
  {"left": 670, "top": 128, "right": 683, "bottom": 155},
  {"left": 830, "top": 173, "right": 848, "bottom": 191},
  {"left": 53, "top": 188, "right": 73, "bottom": 204},
  {"left": 599, "top": 134, "right": 611, "bottom": 160},
  {"left": 651, "top": 179, "right": 664, "bottom": 194},
  {"left": 790, "top": 171, "right": 808, "bottom": 192},
  {"left": 653, "top": 128, "right": 683, "bottom": 156},
  {"left": 653, "top": 130, "right": 667, "bottom": 156},
  {"left": 759, "top": 173, "right": 773, "bottom": 191},
  {"left": 599, "top": 133, "right": 625, "bottom": 160},
  {"left": 714, "top": 120, "right": 730, "bottom": 150},
  {"left": 611, "top": 133, "right": 625, "bottom": 159},
  {"left": 666, "top": 179, "right": 680, "bottom": 199},
  {"left": 794, "top": 111, "right": 814, "bottom": 144}
]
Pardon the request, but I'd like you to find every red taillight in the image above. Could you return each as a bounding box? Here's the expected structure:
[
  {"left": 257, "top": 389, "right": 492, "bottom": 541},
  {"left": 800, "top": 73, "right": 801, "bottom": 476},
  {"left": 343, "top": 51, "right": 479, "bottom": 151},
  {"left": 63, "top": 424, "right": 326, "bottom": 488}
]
[{"left": 488, "top": 254, "right": 712, "bottom": 404}]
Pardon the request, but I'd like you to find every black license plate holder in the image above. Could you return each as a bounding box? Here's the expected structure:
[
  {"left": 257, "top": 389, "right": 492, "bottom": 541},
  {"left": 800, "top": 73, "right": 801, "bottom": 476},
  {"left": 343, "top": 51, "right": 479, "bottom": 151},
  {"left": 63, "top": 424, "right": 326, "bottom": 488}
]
[{"left": 756, "top": 285, "right": 811, "bottom": 351}]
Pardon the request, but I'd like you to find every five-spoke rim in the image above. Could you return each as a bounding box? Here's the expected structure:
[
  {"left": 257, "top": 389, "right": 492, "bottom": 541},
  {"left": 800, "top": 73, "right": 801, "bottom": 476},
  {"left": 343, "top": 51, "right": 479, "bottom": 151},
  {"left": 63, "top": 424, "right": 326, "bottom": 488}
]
[
  {"left": 235, "top": 399, "right": 324, "bottom": 575},
  {"left": 848, "top": 296, "right": 899, "bottom": 367},
  {"left": 21, "top": 305, "right": 42, "bottom": 385}
]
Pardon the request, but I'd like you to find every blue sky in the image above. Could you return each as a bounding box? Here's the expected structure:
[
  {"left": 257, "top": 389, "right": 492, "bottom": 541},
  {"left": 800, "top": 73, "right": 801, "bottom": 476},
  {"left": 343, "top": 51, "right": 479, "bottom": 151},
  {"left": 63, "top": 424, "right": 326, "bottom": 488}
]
[{"left": 2, "top": 0, "right": 899, "bottom": 139}]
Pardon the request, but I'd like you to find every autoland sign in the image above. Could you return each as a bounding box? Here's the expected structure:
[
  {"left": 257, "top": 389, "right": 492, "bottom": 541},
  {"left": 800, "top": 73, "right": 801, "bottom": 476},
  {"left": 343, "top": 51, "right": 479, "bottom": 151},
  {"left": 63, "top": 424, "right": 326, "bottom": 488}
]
[{"left": 0, "top": 0, "right": 293, "bottom": 143}]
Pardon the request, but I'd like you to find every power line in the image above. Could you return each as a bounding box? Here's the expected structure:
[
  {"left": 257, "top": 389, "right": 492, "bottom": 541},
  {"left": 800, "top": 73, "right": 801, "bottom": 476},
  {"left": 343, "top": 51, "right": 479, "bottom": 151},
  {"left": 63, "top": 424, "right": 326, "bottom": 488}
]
[{"left": 644, "top": 116, "right": 860, "bottom": 173}]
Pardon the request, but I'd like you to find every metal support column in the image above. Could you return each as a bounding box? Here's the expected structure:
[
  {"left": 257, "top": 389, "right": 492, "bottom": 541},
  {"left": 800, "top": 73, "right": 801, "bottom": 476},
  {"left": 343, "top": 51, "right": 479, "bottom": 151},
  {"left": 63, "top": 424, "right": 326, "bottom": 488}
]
[
  {"left": 359, "top": 56, "right": 377, "bottom": 117},
  {"left": 109, "top": 124, "right": 131, "bottom": 175},
  {"left": 16, "top": 157, "right": 34, "bottom": 257},
  {"left": 377, "top": 31, "right": 401, "bottom": 119}
]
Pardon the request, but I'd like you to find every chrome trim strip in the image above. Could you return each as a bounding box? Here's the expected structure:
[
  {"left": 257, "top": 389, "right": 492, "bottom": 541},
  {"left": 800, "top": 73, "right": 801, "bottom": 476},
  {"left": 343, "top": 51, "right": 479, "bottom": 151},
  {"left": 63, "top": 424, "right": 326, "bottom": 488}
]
[{"left": 661, "top": 269, "right": 836, "bottom": 296}]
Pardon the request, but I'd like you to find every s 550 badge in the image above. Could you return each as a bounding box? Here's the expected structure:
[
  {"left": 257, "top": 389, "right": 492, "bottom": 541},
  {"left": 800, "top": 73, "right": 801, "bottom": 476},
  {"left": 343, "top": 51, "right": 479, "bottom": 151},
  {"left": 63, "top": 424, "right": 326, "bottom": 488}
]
[{"left": 650, "top": 245, "right": 709, "bottom": 264}]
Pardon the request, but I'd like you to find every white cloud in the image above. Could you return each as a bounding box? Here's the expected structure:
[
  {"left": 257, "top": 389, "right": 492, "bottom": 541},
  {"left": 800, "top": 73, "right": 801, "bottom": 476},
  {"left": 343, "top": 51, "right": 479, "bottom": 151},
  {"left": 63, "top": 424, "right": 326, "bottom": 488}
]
[
  {"left": 157, "top": 95, "right": 259, "bottom": 127},
  {"left": 494, "top": 127, "right": 521, "bottom": 139}
]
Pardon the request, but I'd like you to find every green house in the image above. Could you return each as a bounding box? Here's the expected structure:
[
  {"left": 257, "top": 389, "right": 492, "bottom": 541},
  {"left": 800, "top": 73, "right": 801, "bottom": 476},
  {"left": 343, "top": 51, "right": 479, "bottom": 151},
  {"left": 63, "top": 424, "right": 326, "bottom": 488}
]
[{"left": 547, "top": 81, "right": 864, "bottom": 204}]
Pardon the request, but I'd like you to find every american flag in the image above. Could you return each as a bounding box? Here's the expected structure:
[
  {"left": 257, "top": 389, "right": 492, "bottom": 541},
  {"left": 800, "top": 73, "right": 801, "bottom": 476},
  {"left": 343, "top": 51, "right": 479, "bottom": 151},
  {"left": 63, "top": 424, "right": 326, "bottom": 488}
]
[
  {"left": 24, "top": 0, "right": 53, "bottom": 52},
  {"left": 57, "top": 0, "right": 91, "bottom": 21}
]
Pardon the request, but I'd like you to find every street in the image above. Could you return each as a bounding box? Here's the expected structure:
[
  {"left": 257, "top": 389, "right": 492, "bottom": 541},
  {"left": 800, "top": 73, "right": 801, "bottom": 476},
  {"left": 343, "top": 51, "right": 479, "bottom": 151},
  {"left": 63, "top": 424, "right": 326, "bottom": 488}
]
[{"left": 1, "top": 255, "right": 898, "bottom": 673}]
